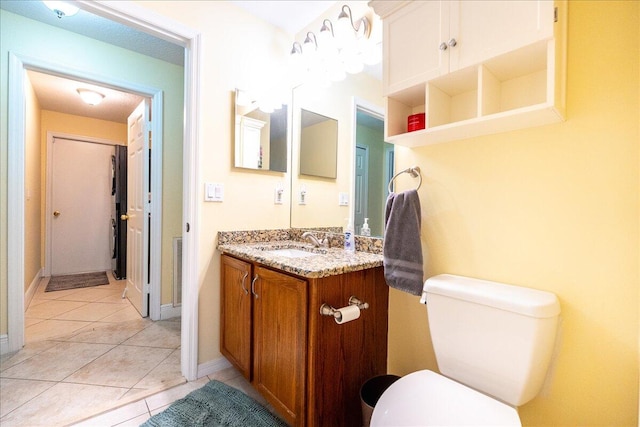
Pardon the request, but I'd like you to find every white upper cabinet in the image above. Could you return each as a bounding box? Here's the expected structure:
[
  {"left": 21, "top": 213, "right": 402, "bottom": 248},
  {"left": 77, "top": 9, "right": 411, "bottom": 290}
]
[
  {"left": 449, "top": 1, "right": 554, "bottom": 72},
  {"left": 384, "top": 1, "right": 450, "bottom": 94},
  {"left": 371, "top": 0, "right": 567, "bottom": 147}
]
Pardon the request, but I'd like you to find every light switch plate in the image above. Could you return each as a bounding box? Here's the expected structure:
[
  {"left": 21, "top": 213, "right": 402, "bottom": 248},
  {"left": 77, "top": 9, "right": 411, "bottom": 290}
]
[
  {"left": 338, "top": 192, "right": 349, "bottom": 206},
  {"left": 205, "top": 182, "right": 224, "bottom": 202}
]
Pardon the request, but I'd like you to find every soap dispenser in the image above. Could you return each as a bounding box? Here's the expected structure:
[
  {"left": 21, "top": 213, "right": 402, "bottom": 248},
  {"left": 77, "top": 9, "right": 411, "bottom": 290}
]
[
  {"left": 361, "top": 218, "right": 371, "bottom": 237},
  {"left": 344, "top": 219, "right": 355, "bottom": 252}
]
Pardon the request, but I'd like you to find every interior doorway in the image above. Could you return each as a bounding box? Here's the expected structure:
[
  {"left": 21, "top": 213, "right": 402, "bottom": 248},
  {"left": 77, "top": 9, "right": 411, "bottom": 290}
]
[
  {"left": 353, "top": 100, "right": 392, "bottom": 238},
  {"left": 6, "top": 2, "right": 201, "bottom": 382}
]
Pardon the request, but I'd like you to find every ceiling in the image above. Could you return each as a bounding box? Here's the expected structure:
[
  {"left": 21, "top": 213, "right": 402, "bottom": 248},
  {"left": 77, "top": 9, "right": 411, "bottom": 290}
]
[{"left": 2, "top": 0, "right": 376, "bottom": 123}]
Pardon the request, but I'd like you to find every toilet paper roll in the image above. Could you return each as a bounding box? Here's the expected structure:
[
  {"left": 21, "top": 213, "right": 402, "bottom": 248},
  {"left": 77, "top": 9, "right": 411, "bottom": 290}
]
[{"left": 334, "top": 305, "right": 361, "bottom": 324}]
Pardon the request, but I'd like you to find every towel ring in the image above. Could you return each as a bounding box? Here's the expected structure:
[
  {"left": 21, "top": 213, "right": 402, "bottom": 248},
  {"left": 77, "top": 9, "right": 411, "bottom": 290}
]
[{"left": 388, "top": 166, "right": 422, "bottom": 193}]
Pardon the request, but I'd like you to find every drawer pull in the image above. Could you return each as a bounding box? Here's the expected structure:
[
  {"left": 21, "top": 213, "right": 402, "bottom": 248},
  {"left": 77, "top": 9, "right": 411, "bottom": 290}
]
[
  {"left": 240, "top": 272, "right": 249, "bottom": 295},
  {"left": 251, "top": 275, "right": 259, "bottom": 299}
]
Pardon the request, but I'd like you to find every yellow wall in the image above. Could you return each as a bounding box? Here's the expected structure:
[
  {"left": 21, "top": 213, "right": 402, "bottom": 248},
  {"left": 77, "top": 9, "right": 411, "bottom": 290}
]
[
  {"left": 389, "top": 2, "right": 639, "bottom": 425},
  {"left": 24, "top": 76, "right": 42, "bottom": 293},
  {"left": 41, "top": 111, "right": 127, "bottom": 143}
]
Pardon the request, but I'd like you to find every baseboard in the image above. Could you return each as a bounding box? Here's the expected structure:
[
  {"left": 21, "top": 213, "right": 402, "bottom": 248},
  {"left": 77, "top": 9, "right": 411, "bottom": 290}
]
[
  {"left": 160, "top": 303, "right": 181, "bottom": 320},
  {"left": 24, "top": 268, "right": 43, "bottom": 310},
  {"left": 197, "top": 356, "right": 232, "bottom": 379},
  {"left": 0, "top": 334, "right": 9, "bottom": 355}
]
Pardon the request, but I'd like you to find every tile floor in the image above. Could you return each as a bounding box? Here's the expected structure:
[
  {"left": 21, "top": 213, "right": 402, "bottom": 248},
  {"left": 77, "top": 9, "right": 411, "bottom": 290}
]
[
  {"left": 0, "top": 274, "right": 186, "bottom": 426},
  {"left": 73, "top": 365, "right": 267, "bottom": 426}
]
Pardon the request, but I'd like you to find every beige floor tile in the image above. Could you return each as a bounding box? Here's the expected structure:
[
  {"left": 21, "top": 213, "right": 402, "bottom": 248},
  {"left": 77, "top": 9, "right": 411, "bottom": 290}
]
[
  {"left": 59, "top": 287, "right": 122, "bottom": 303},
  {"left": 144, "top": 376, "right": 210, "bottom": 411},
  {"left": 53, "top": 302, "right": 131, "bottom": 322},
  {"left": 0, "top": 342, "right": 114, "bottom": 382},
  {"left": 95, "top": 293, "right": 131, "bottom": 304},
  {"left": 23, "top": 317, "right": 43, "bottom": 328},
  {"left": 25, "top": 319, "right": 93, "bottom": 342},
  {"left": 207, "top": 365, "right": 242, "bottom": 383},
  {"left": 122, "top": 321, "right": 181, "bottom": 348},
  {"left": 100, "top": 305, "right": 142, "bottom": 323},
  {"left": 64, "top": 319, "right": 150, "bottom": 345},
  {"left": 114, "top": 412, "right": 151, "bottom": 426},
  {"left": 0, "top": 378, "right": 57, "bottom": 418},
  {"left": 134, "top": 349, "right": 183, "bottom": 390},
  {"left": 25, "top": 299, "right": 87, "bottom": 320},
  {"left": 0, "top": 340, "right": 59, "bottom": 372},
  {"left": 72, "top": 399, "right": 149, "bottom": 427},
  {"left": 64, "top": 345, "right": 173, "bottom": 388},
  {"left": 0, "top": 382, "right": 128, "bottom": 427}
]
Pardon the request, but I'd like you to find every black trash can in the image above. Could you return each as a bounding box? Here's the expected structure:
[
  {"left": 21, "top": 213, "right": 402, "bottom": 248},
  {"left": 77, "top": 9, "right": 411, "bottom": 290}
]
[{"left": 360, "top": 374, "right": 401, "bottom": 427}]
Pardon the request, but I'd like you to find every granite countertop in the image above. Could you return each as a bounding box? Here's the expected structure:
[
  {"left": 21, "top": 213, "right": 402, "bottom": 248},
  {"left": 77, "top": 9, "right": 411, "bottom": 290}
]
[{"left": 217, "top": 229, "right": 384, "bottom": 279}]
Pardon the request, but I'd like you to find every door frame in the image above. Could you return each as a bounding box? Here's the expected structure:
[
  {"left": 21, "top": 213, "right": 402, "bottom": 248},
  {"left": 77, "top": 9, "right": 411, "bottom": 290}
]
[
  {"left": 351, "top": 97, "right": 384, "bottom": 231},
  {"left": 7, "top": 1, "right": 202, "bottom": 381},
  {"left": 44, "top": 132, "right": 124, "bottom": 277}
]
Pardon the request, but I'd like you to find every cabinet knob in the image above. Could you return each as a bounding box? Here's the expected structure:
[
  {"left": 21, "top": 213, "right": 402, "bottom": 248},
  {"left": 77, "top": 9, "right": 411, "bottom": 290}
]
[
  {"left": 439, "top": 42, "right": 448, "bottom": 51},
  {"left": 448, "top": 38, "right": 457, "bottom": 47}
]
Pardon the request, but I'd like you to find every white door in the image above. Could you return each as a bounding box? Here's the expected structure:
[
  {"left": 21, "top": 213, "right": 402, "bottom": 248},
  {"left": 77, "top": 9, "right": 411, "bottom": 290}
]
[
  {"left": 124, "top": 100, "right": 150, "bottom": 317},
  {"left": 51, "top": 138, "right": 114, "bottom": 275}
]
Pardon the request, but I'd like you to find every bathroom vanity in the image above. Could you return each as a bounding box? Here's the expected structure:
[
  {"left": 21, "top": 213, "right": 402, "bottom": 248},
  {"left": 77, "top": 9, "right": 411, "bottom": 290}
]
[{"left": 218, "top": 231, "right": 389, "bottom": 427}]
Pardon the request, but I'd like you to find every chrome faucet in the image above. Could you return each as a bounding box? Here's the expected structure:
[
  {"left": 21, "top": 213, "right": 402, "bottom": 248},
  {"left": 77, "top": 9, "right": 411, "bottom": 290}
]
[{"left": 302, "top": 231, "right": 329, "bottom": 248}]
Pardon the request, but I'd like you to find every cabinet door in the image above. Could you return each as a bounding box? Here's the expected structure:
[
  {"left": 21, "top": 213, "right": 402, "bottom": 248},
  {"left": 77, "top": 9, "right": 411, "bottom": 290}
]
[
  {"left": 384, "top": 0, "right": 450, "bottom": 94},
  {"left": 220, "top": 255, "right": 252, "bottom": 379},
  {"left": 450, "top": 0, "right": 555, "bottom": 71},
  {"left": 252, "top": 266, "right": 307, "bottom": 427}
]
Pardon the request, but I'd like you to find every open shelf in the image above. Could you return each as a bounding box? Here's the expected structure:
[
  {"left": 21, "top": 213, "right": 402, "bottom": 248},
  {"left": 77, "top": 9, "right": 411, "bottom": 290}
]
[{"left": 385, "top": 40, "right": 563, "bottom": 147}]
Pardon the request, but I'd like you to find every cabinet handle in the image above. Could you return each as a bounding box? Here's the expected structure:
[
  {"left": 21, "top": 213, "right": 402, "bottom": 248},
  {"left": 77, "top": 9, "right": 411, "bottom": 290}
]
[
  {"left": 240, "top": 272, "right": 249, "bottom": 295},
  {"left": 448, "top": 38, "right": 457, "bottom": 47},
  {"left": 251, "top": 275, "right": 259, "bottom": 299},
  {"left": 439, "top": 42, "right": 448, "bottom": 51}
]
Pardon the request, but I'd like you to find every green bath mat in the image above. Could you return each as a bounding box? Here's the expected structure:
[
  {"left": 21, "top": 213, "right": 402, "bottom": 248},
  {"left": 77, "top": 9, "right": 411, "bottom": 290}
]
[{"left": 141, "top": 380, "right": 288, "bottom": 427}]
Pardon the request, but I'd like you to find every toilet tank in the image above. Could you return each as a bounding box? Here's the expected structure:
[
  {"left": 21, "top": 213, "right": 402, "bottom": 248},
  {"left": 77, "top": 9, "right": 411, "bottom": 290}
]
[{"left": 424, "top": 274, "right": 560, "bottom": 407}]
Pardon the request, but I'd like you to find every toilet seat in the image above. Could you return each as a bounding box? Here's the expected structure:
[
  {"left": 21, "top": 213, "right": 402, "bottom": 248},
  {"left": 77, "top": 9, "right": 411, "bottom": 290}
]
[{"left": 370, "top": 370, "right": 521, "bottom": 426}]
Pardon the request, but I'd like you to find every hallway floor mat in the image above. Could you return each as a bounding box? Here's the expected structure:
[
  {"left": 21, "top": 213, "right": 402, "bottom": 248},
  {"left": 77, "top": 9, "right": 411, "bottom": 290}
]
[{"left": 46, "top": 271, "right": 110, "bottom": 292}]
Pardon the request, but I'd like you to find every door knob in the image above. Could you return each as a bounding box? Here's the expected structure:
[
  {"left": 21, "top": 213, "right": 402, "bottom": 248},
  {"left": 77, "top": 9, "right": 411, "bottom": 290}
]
[
  {"left": 53, "top": 211, "right": 60, "bottom": 217},
  {"left": 121, "top": 214, "right": 129, "bottom": 221}
]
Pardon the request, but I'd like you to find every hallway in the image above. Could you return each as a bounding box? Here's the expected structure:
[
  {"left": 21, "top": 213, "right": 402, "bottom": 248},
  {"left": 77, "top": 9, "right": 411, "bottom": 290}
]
[{"left": 0, "top": 275, "right": 184, "bottom": 426}]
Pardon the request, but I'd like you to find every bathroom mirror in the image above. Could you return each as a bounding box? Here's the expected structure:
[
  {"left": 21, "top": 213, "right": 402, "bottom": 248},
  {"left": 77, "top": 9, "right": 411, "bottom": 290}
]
[
  {"left": 299, "top": 109, "right": 338, "bottom": 179},
  {"left": 234, "top": 89, "right": 288, "bottom": 172},
  {"left": 290, "top": 72, "right": 390, "bottom": 237}
]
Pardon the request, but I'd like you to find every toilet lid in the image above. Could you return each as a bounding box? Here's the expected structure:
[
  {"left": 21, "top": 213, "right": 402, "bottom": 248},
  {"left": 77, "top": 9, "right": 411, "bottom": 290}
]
[{"left": 370, "top": 370, "right": 521, "bottom": 426}]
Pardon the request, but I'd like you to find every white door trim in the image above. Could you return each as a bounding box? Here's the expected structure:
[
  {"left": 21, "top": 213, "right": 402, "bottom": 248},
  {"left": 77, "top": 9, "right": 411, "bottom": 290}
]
[
  {"left": 44, "top": 132, "right": 123, "bottom": 277},
  {"left": 7, "top": 1, "right": 201, "bottom": 382},
  {"left": 351, "top": 97, "right": 385, "bottom": 231}
]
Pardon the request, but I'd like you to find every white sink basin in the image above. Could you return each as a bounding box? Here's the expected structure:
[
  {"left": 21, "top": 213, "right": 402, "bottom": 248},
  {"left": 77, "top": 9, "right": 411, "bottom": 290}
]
[{"left": 266, "top": 248, "right": 319, "bottom": 258}]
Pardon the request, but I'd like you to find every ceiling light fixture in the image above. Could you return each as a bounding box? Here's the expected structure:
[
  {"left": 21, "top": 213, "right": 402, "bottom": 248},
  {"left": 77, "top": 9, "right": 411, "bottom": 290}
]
[
  {"left": 43, "top": 1, "right": 79, "bottom": 19},
  {"left": 289, "top": 4, "right": 380, "bottom": 88},
  {"left": 77, "top": 89, "right": 105, "bottom": 106}
]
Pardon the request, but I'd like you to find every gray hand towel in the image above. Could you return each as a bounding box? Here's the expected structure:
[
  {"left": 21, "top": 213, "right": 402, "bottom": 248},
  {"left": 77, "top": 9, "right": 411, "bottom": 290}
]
[{"left": 383, "top": 189, "right": 424, "bottom": 295}]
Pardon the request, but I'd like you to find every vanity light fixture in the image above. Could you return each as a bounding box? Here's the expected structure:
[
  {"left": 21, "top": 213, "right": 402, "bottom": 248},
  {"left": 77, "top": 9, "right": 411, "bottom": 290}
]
[
  {"left": 77, "top": 88, "right": 105, "bottom": 106},
  {"left": 43, "top": 1, "right": 79, "bottom": 19},
  {"left": 289, "top": 4, "right": 380, "bottom": 88}
]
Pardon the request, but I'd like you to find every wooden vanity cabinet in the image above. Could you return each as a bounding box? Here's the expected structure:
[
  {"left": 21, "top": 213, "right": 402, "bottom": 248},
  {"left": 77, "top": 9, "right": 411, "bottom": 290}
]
[
  {"left": 220, "top": 255, "right": 252, "bottom": 379},
  {"left": 252, "top": 265, "right": 308, "bottom": 426},
  {"left": 220, "top": 254, "right": 389, "bottom": 427}
]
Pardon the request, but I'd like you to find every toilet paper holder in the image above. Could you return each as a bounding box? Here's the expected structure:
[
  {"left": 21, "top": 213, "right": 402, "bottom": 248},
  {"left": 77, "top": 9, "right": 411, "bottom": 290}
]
[{"left": 320, "top": 296, "right": 369, "bottom": 320}]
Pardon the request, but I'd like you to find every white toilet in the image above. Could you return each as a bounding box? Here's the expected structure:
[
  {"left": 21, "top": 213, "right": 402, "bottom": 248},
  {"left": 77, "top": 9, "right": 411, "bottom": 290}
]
[{"left": 371, "top": 274, "right": 561, "bottom": 426}]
